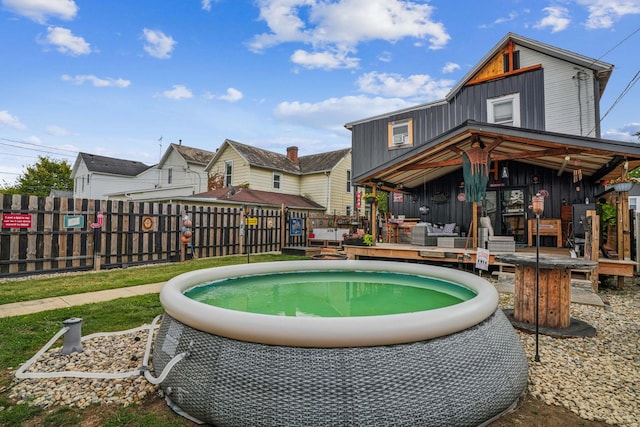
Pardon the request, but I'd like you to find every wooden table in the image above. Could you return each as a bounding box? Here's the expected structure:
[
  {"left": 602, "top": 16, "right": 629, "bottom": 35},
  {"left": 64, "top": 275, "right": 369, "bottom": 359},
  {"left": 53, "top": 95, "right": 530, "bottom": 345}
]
[
  {"left": 495, "top": 254, "right": 596, "bottom": 329},
  {"left": 528, "top": 218, "right": 562, "bottom": 247}
]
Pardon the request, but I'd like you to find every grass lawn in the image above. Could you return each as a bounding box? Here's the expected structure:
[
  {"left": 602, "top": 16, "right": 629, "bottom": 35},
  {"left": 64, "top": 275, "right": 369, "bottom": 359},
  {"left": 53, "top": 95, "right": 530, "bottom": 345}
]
[{"left": 0, "top": 254, "right": 306, "bottom": 426}]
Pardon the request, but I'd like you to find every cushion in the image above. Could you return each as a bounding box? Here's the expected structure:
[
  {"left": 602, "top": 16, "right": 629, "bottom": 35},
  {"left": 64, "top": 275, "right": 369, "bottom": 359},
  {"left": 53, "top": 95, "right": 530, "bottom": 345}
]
[{"left": 443, "top": 223, "right": 456, "bottom": 234}]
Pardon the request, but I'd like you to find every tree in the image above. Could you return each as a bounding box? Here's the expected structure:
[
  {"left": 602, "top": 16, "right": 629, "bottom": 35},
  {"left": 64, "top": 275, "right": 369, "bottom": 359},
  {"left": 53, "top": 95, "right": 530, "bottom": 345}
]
[{"left": 13, "top": 156, "right": 73, "bottom": 196}]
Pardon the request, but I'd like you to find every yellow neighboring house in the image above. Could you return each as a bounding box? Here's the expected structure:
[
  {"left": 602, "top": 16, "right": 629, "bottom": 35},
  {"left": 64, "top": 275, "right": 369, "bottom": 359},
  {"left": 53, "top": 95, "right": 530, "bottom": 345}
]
[{"left": 205, "top": 140, "right": 353, "bottom": 216}]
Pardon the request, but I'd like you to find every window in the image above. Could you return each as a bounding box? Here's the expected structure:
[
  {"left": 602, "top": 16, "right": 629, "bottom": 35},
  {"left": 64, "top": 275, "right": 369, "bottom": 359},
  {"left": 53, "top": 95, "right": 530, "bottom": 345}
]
[
  {"left": 388, "top": 119, "right": 413, "bottom": 149},
  {"left": 167, "top": 168, "right": 173, "bottom": 184},
  {"left": 346, "top": 169, "right": 352, "bottom": 193},
  {"left": 487, "top": 93, "right": 520, "bottom": 127},
  {"left": 82, "top": 176, "right": 85, "bottom": 191},
  {"left": 224, "top": 160, "right": 233, "bottom": 187},
  {"left": 273, "top": 172, "right": 281, "bottom": 189},
  {"left": 346, "top": 205, "right": 352, "bottom": 216}
]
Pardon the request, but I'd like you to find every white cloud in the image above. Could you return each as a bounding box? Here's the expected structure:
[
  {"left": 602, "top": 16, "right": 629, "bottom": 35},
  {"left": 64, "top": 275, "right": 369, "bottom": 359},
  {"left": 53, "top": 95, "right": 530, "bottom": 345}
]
[
  {"left": 46, "top": 125, "right": 70, "bottom": 136},
  {"left": 61, "top": 74, "right": 130, "bottom": 88},
  {"left": 142, "top": 29, "right": 176, "bottom": 59},
  {"left": 356, "top": 71, "right": 454, "bottom": 100},
  {"left": 2, "top": 0, "right": 77, "bottom": 24},
  {"left": 577, "top": 0, "right": 640, "bottom": 29},
  {"left": 248, "top": 0, "right": 450, "bottom": 68},
  {"left": 218, "top": 88, "right": 244, "bottom": 102},
  {"left": 203, "top": 88, "right": 244, "bottom": 102},
  {"left": 161, "top": 85, "right": 193, "bottom": 100},
  {"left": 201, "top": 0, "right": 213, "bottom": 11},
  {"left": 377, "top": 51, "right": 392, "bottom": 63},
  {"left": 291, "top": 49, "right": 359, "bottom": 70},
  {"left": 45, "top": 26, "right": 91, "bottom": 55},
  {"left": 534, "top": 6, "right": 571, "bottom": 33},
  {"left": 442, "top": 62, "right": 460, "bottom": 74},
  {"left": 479, "top": 10, "right": 521, "bottom": 29},
  {"left": 274, "top": 95, "right": 413, "bottom": 131},
  {"left": 603, "top": 122, "right": 640, "bottom": 142},
  {"left": 0, "top": 110, "right": 27, "bottom": 130}
]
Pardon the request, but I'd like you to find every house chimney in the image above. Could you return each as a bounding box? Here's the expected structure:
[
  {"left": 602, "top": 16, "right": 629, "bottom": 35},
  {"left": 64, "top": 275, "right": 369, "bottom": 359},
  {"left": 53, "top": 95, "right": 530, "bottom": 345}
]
[{"left": 286, "top": 146, "right": 299, "bottom": 164}]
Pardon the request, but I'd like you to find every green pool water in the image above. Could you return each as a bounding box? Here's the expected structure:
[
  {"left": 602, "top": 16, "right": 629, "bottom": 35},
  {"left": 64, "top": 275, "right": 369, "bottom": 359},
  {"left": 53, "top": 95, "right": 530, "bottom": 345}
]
[{"left": 185, "top": 271, "right": 476, "bottom": 317}]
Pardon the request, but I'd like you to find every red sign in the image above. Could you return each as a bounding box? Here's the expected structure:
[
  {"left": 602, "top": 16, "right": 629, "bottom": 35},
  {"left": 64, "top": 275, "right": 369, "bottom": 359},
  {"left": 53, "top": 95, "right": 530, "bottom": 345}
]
[
  {"left": 356, "top": 191, "right": 362, "bottom": 209},
  {"left": 2, "top": 213, "right": 32, "bottom": 229}
]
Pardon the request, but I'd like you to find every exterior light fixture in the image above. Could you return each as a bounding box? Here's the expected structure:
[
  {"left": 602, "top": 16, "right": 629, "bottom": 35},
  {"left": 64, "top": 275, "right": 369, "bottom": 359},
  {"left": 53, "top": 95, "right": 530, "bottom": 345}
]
[{"left": 501, "top": 166, "right": 509, "bottom": 179}]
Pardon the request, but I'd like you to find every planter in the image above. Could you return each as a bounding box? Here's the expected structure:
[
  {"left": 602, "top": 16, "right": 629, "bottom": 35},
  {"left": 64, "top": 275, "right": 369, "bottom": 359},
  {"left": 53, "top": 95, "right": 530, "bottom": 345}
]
[
  {"left": 613, "top": 181, "right": 634, "bottom": 192},
  {"left": 343, "top": 238, "right": 366, "bottom": 246}
]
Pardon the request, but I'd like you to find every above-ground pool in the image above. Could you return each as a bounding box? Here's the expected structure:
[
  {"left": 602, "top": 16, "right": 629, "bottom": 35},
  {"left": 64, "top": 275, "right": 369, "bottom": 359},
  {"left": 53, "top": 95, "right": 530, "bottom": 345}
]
[{"left": 154, "top": 260, "right": 528, "bottom": 426}]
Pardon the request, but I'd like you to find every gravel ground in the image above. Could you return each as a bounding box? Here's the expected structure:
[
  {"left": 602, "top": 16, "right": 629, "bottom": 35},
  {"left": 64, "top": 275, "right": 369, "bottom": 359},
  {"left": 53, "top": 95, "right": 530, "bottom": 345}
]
[
  {"left": 7, "top": 281, "right": 640, "bottom": 426},
  {"left": 505, "top": 282, "right": 640, "bottom": 427}
]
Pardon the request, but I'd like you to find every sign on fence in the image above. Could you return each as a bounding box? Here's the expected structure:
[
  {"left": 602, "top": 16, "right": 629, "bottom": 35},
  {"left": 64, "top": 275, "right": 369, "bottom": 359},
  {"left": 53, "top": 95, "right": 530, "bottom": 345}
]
[
  {"left": 2, "top": 213, "right": 32, "bottom": 229},
  {"left": 64, "top": 215, "right": 85, "bottom": 228},
  {"left": 289, "top": 217, "right": 303, "bottom": 236}
]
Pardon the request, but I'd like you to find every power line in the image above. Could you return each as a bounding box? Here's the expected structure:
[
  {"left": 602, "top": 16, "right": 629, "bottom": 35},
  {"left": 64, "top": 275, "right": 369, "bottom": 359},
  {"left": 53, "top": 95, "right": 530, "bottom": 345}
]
[
  {"left": 585, "top": 25, "right": 640, "bottom": 137},
  {"left": 0, "top": 141, "right": 77, "bottom": 159},
  {"left": 0, "top": 137, "right": 78, "bottom": 154}
]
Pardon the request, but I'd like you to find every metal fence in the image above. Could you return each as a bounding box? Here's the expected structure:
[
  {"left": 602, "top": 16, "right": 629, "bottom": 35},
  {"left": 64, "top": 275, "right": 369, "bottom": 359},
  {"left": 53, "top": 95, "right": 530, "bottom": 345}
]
[{"left": 0, "top": 194, "right": 308, "bottom": 278}]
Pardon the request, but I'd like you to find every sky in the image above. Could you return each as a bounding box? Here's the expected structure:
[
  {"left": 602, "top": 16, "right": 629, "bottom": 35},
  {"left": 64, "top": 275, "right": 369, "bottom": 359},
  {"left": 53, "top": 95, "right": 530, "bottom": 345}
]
[{"left": 1, "top": 0, "right": 639, "bottom": 187}]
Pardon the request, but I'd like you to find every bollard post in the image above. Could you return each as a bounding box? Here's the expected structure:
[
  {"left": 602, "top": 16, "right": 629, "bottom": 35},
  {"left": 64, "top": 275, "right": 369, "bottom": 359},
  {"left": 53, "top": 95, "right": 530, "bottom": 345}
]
[{"left": 61, "top": 317, "right": 83, "bottom": 355}]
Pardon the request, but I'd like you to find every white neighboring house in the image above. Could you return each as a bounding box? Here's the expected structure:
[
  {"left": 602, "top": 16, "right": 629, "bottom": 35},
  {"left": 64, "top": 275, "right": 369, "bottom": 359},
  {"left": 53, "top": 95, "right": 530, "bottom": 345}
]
[
  {"left": 71, "top": 153, "right": 154, "bottom": 200},
  {"left": 205, "top": 140, "right": 353, "bottom": 215},
  {"left": 72, "top": 142, "right": 215, "bottom": 201}
]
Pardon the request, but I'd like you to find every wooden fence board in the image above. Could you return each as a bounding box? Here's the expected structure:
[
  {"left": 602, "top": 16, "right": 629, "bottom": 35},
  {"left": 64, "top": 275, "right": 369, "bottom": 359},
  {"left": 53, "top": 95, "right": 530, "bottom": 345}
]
[{"left": 0, "top": 194, "right": 307, "bottom": 278}]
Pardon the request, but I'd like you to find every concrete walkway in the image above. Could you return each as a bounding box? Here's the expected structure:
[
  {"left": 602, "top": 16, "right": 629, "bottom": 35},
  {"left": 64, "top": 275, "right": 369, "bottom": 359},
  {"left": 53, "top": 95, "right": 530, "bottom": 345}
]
[{"left": 0, "top": 283, "right": 165, "bottom": 319}]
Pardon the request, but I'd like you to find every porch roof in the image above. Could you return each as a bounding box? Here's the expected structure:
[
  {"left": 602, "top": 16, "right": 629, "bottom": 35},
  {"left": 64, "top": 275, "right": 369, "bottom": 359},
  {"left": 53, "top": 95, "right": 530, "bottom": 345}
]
[{"left": 354, "top": 120, "right": 640, "bottom": 191}]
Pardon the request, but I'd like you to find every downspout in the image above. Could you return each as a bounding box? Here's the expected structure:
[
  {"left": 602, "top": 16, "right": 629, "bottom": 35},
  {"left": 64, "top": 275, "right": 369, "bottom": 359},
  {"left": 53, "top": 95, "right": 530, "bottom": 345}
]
[
  {"left": 325, "top": 171, "right": 330, "bottom": 214},
  {"left": 592, "top": 72, "right": 602, "bottom": 138}
]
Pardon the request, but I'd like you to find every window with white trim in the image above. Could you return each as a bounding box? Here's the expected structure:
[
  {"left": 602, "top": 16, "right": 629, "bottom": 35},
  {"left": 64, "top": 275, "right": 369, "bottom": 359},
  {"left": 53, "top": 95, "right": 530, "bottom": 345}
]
[
  {"left": 273, "top": 172, "right": 281, "bottom": 189},
  {"left": 487, "top": 93, "right": 520, "bottom": 127},
  {"left": 346, "top": 169, "right": 352, "bottom": 192},
  {"left": 167, "top": 168, "right": 173, "bottom": 184},
  {"left": 224, "top": 160, "right": 233, "bottom": 187},
  {"left": 388, "top": 118, "right": 413, "bottom": 149}
]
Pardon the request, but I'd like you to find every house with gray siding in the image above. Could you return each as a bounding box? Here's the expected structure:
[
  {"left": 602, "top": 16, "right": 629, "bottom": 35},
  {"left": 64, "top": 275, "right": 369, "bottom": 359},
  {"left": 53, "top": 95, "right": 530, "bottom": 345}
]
[{"left": 345, "top": 33, "right": 640, "bottom": 262}]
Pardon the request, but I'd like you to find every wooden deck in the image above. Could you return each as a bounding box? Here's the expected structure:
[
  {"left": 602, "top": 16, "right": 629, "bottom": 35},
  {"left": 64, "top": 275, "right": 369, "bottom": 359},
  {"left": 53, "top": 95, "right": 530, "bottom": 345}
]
[{"left": 342, "top": 243, "right": 636, "bottom": 288}]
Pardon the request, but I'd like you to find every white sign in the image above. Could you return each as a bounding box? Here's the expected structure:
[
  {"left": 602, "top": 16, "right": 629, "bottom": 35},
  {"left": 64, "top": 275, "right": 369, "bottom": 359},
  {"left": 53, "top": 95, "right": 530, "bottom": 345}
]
[{"left": 475, "top": 248, "right": 490, "bottom": 271}]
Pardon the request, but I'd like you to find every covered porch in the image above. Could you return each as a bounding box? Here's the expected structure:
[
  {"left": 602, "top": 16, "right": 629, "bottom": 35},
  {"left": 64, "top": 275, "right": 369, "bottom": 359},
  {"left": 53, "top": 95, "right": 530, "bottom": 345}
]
[{"left": 353, "top": 121, "right": 640, "bottom": 286}]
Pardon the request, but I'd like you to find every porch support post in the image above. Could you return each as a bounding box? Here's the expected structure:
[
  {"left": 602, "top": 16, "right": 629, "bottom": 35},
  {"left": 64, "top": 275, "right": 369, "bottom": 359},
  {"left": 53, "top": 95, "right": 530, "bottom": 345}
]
[
  {"left": 371, "top": 187, "right": 378, "bottom": 243},
  {"left": 472, "top": 201, "right": 478, "bottom": 249},
  {"left": 617, "top": 191, "right": 630, "bottom": 261}
]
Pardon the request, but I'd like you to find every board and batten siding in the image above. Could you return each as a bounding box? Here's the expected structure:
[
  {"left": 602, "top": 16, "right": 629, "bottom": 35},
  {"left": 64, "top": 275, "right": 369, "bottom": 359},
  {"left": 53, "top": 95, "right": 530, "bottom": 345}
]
[
  {"left": 517, "top": 45, "right": 599, "bottom": 137},
  {"left": 351, "top": 69, "right": 545, "bottom": 181}
]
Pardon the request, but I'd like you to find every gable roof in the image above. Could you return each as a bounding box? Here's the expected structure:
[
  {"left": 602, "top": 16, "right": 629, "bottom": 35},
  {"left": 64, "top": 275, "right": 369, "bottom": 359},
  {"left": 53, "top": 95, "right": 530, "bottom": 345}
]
[
  {"left": 207, "top": 139, "right": 350, "bottom": 174},
  {"left": 193, "top": 187, "right": 325, "bottom": 210},
  {"left": 75, "top": 152, "right": 152, "bottom": 176},
  {"left": 299, "top": 148, "right": 351, "bottom": 173},
  {"left": 171, "top": 143, "right": 215, "bottom": 165},
  {"left": 446, "top": 32, "right": 613, "bottom": 100},
  {"left": 345, "top": 32, "right": 614, "bottom": 129},
  {"left": 159, "top": 143, "right": 215, "bottom": 167}
]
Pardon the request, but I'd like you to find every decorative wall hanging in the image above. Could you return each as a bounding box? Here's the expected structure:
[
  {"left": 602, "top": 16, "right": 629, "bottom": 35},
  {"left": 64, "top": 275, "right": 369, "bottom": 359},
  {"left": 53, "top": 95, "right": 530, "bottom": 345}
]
[
  {"left": 431, "top": 192, "right": 449, "bottom": 204},
  {"left": 462, "top": 138, "right": 491, "bottom": 203}
]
